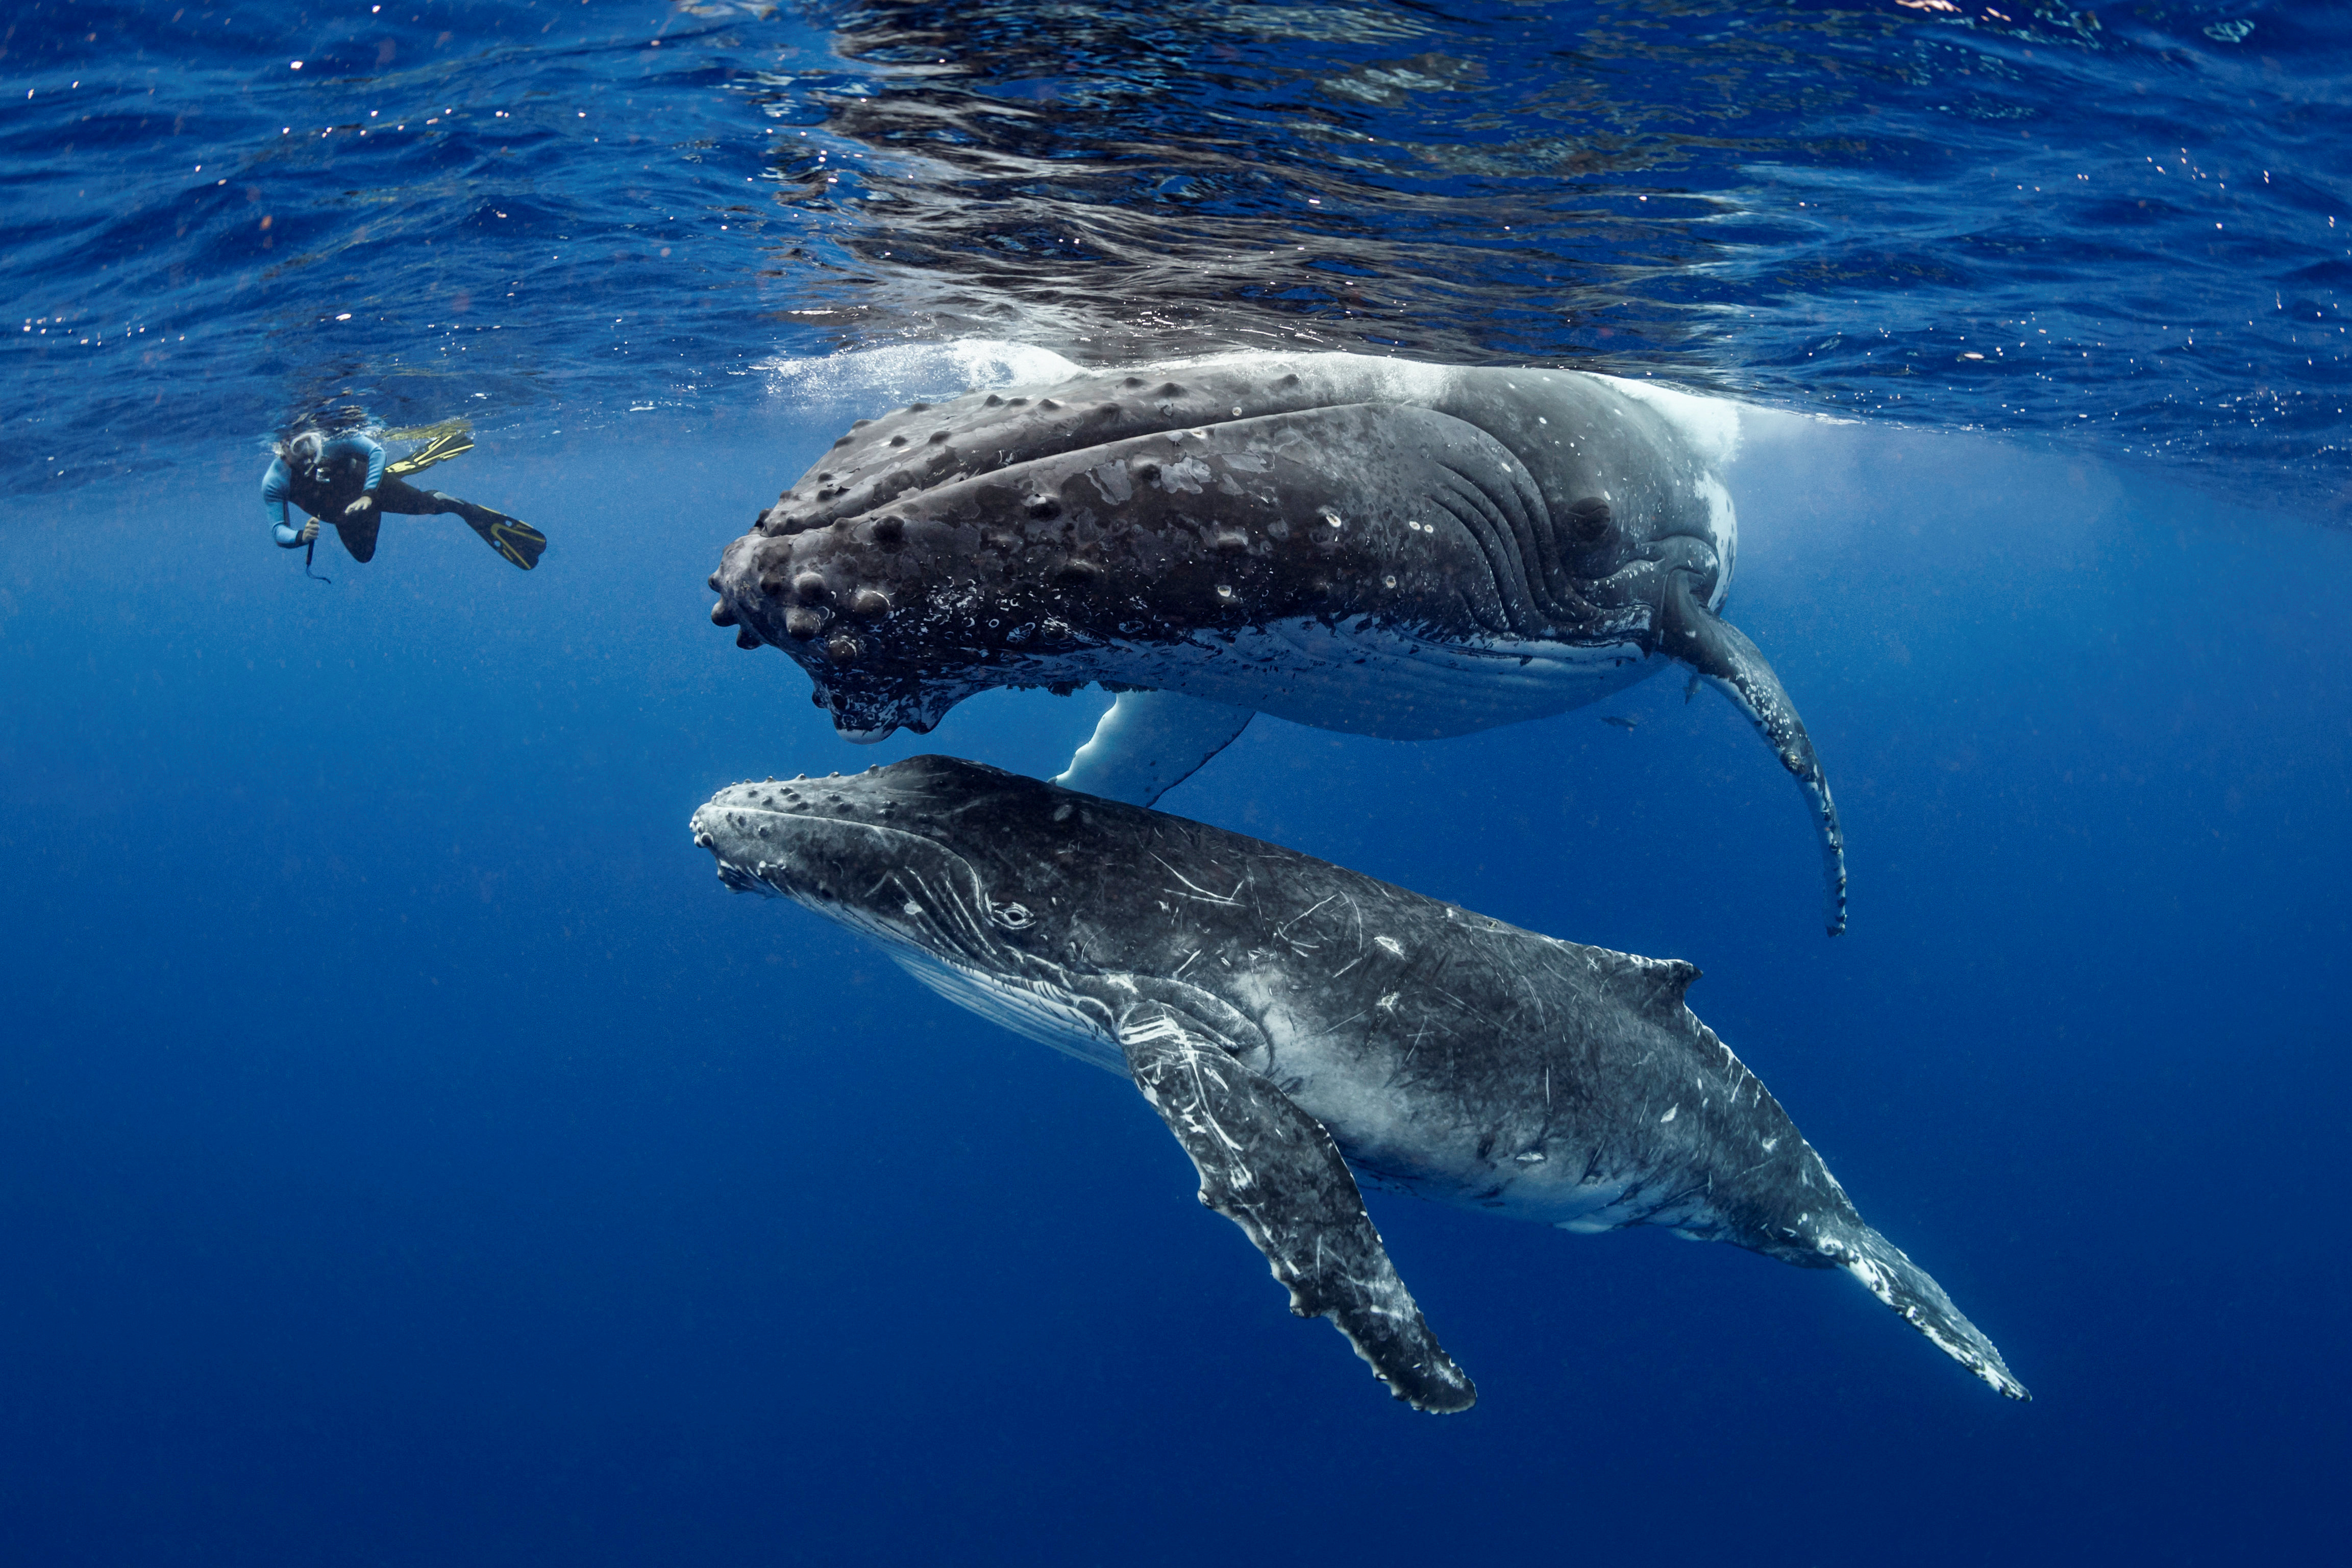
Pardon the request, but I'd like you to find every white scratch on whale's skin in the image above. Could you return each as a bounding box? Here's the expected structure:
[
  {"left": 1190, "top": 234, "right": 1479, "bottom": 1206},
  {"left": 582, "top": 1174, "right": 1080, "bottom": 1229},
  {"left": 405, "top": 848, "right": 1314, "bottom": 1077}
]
[
  {"left": 1661, "top": 1104, "right": 1680, "bottom": 1123},
  {"left": 1152, "top": 853, "right": 1243, "bottom": 907},
  {"left": 1272, "top": 893, "right": 1338, "bottom": 950},
  {"left": 1374, "top": 935, "right": 1406, "bottom": 958}
]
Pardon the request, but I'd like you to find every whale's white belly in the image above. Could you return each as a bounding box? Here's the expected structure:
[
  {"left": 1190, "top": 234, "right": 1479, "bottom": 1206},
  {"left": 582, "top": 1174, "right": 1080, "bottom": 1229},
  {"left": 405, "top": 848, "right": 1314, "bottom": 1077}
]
[{"left": 1075, "top": 618, "right": 1671, "bottom": 740}]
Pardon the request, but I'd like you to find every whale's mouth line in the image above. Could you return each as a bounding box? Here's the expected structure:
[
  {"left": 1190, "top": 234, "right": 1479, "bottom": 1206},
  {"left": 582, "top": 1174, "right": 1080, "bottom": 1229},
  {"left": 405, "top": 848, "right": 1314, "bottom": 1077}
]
[{"left": 697, "top": 802, "right": 996, "bottom": 936}]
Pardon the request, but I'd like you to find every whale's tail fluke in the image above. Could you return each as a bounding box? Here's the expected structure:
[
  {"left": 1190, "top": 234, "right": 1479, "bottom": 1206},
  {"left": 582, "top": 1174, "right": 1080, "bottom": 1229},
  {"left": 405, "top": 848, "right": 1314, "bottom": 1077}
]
[{"left": 1826, "top": 1224, "right": 2028, "bottom": 1400}]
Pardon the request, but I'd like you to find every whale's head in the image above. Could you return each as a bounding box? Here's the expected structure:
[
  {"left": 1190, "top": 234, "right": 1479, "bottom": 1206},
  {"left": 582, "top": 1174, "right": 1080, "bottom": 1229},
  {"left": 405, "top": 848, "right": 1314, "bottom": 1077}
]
[
  {"left": 710, "top": 354, "right": 1736, "bottom": 741},
  {"left": 689, "top": 756, "right": 1115, "bottom": 979}
]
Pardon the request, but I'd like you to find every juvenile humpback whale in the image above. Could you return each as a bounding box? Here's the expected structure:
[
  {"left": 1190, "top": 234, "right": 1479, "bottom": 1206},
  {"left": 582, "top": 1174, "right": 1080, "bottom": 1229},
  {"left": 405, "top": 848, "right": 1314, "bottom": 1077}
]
[
  {"left": 708, "top": 352, "right": 1850, "bottom": 934},
  {"left": 689, "top": 756, "right": 2023, "bottom": 1411}
]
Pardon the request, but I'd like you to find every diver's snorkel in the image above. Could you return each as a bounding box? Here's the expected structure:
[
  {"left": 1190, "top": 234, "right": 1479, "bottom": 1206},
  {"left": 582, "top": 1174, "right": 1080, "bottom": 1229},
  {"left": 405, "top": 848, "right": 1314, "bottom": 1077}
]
[{"left": 284, "top": 431, "right": 331, "bottom": 584}]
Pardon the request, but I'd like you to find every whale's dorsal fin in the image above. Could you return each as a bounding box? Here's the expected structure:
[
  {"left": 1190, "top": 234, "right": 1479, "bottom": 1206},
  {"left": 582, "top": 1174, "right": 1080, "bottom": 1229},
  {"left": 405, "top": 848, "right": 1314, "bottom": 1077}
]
[
  {"left": 1055, "top": 690, "right": 1256, "bottom": 807},
  {"left": 1111, "top": 999, "right": 1476, "bottom": 1414},
  {"left": 1658, "top": 572, "right": 1850, "bottom": 936},
  {"left": 1628, "top": 956, "right": 1701, "bottom": 1022}
]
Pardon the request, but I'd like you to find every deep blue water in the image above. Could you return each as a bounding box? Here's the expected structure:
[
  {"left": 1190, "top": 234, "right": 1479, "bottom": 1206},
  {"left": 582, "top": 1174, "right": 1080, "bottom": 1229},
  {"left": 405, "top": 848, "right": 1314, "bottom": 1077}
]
[{"left": 4, "top": 3, "right": 2350, "bottom": 1564}]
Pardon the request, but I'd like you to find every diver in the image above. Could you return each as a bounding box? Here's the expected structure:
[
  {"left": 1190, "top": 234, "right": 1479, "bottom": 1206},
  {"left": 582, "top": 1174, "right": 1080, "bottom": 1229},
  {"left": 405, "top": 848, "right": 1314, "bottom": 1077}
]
[{"left": 263, "top": 424, "right": 547, "bottom": 572}]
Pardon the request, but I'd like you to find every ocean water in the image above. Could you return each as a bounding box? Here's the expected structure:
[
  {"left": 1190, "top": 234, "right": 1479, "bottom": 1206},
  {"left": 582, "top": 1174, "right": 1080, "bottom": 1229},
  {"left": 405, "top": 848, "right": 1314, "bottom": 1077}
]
[{"left": 2, "top": 3, "right": 2347, "bottom": 1564}]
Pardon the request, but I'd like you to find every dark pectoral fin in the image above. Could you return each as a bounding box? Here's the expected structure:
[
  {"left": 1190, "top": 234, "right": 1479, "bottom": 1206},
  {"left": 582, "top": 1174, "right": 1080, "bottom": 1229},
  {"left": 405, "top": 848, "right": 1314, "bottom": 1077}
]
[
  {"left": 1113, "top": 1001, "right": 1476, "bottom": 1413},
  {"left": 1661, "top": 573, "right": 1849, "bottom": 936}
]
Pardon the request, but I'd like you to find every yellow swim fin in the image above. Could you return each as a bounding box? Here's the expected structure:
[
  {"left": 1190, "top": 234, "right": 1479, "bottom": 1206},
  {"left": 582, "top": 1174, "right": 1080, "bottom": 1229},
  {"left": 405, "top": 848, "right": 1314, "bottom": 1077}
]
[
  {"left": 384, "top": 420, "right": 475, "bottom": 478},
  {"left": 461, "top": 509, "right": 547, "bottom": 570}
]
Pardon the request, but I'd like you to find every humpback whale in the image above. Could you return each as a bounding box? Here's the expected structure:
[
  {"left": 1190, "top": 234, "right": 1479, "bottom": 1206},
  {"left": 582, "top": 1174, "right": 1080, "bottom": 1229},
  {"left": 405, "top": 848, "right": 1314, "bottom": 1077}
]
[
  {"left": 709, "top": 352, "right": 1850, "bottom": 935},
  {"left": 689, "top": 756, "right": 2024, "bottom": 1412}
]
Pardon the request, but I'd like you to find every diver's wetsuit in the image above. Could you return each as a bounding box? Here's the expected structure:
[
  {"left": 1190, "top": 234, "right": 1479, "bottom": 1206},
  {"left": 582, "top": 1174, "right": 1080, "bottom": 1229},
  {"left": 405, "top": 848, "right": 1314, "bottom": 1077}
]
[{"left": 261, "top": 432, "right": 534, "bottom": 564}]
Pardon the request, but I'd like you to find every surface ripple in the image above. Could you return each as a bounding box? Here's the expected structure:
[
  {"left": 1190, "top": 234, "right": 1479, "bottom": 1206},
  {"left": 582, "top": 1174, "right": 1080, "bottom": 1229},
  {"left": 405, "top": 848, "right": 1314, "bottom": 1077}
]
[{"left": 2, "top": 0, "right": 2346, "bottom": 513}]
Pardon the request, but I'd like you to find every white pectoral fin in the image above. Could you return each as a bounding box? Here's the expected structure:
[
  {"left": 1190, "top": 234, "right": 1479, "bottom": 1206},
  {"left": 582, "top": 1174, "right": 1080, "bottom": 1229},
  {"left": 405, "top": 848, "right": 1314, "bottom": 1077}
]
[
  {"left": 1054, "top": 690, "right": 1255, "bottom": 806},
  {"left": 1111, "top": 999, "right": 1476, "bottom": 1414}
]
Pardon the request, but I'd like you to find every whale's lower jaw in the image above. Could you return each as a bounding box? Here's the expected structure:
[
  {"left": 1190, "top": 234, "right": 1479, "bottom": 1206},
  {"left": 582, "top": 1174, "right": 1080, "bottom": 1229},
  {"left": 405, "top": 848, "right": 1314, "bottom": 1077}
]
[
  {"left": 885, "top": 945, "right": 1128, "bottom": 1075},
  {"left": 805, "top": 618, "right": 1668, "bottom": 742}
]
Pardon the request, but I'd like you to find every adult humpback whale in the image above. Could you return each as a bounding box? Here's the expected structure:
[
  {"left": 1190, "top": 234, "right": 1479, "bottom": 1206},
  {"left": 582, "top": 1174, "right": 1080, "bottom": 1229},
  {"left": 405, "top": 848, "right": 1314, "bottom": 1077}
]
[
  {"left": 689, "top": 756, "right": 2024, "bottom": 1412},
  {"left": 709, "top": 352, "right": 1850, "bottom": 935}
]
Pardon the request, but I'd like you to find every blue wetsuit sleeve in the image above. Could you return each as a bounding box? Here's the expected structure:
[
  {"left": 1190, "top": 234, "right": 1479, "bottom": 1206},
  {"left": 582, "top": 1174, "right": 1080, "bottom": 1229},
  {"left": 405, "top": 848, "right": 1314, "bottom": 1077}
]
[
  {"left": 359, "top": 435, "right": 386, "bottom": 492},
  {"left": 261, "top": 458, "right": 302, "bottom": 546}
]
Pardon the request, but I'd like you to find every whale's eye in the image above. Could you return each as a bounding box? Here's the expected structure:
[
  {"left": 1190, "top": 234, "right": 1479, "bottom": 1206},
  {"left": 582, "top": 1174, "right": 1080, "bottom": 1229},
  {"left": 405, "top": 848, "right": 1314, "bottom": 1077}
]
[{"left": 988, "top": 900, "right": 1036, "bottom": 931}]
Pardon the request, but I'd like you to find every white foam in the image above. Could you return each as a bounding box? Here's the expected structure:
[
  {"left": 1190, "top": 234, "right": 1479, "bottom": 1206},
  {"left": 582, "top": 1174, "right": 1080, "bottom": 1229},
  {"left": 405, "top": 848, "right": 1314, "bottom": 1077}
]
[
  {"left": 1605, "top": 374, "right": 1745, "bottom": 468},
  {"left": 756, "top": 337, "right": 1084, "bottom": 407}
]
